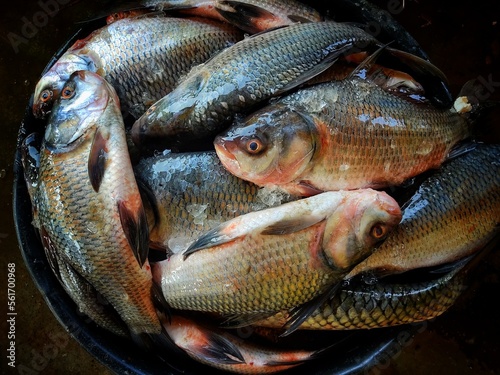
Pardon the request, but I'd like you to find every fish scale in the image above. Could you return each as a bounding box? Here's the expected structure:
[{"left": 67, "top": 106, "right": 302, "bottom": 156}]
[{"left": 307, "top": 82, "right": 465, "bottom": 190}]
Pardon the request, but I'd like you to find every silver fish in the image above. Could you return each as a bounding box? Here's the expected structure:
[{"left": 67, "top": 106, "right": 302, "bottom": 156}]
[{"left": 34, "top": 70, "right": 161, "bottom": 337}]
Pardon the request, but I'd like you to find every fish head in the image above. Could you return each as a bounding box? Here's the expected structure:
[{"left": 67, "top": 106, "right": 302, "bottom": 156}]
[
  {"left": 43, "top": 70, "right": 113, "bottom": 150},
  {"left": 322, "top": 189, "right": 402, "bottom": 271},
  {"left": 214, "top": 106, "right": 316, "bottom": 187},
  {"left": 33, "top": 52, "right": 97, "bottom": 119}
]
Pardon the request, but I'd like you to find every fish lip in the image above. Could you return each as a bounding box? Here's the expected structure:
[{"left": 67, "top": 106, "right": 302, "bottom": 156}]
[
  {"left": 214, "top": 136, "right": 237, "bottom": 162},
  {"left": 377, "top": 192, "right": 403, "bottom": 221}
]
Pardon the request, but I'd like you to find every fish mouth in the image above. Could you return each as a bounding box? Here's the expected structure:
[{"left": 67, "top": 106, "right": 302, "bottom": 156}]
[
  {"left": 214, "top": 135, "right": 238, "bottom": 163},
  {"left": 376, "top": 192, "right": 403, "bottom": 222}
]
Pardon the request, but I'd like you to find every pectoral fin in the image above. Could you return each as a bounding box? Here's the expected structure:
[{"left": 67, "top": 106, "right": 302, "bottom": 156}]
[
  {"left": 185, "top": 210, "right": 327, "bottom": 258},
  {"left": 88, "top": 128, "right": 109, "bottom": 193},
  {"left": 276, "top": 44, "right": 355, "bottom": 96},
  {"left": 261, "top": 216, "right": 325, "bottom": 235},
  {"left": 280, "top": 283, "right": 342, "bottom": 337},
  {"left": 197, "top": 331, "right": 246, "bottom": 364},
  {"left": 384, "top": 47, "right": 453, "bottom": 108},
  {"left": 118, "top": 200, "right": 149, "bottom": 268}
]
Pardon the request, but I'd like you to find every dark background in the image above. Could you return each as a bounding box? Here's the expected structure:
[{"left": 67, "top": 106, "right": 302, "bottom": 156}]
[{"left": 1, "top": 0, "right": 499, "bottom": 374}]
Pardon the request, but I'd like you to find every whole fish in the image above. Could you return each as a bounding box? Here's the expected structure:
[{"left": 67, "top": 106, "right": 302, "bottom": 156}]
[
  {"left": 256, "top": 257, "right": 470, "bottom": 330},
  {"left": 33, "top": 70, "right": 162, "bottom": 337},
  {"left": 134, "top": 151, "right": 296, "bottom": 253},
  {"left": 141, "top": 0, "right": 323, "bottom": 33},
  {"left": 32, "top": 16, "right": 243, "bottom": 119},
  {"left": 22, "top": 132, "right": 129, "bottom": 337},
  {"left": 162, "top": 315, "right": 321, "bottom": 374},
  {"left": 346, "top": 143, "right": 500, "bottom": 279},
  {"left": 130, "top": 21, "right": 387, "bottom": 150},
  {"left": 152, "top": 189, "right": 401, "bottom": 330},
  {"left": 214, "top": 77, "right": 473, "bottom": 196}
]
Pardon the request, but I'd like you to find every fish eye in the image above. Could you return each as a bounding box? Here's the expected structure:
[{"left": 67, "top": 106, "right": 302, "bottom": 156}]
[
  {"left": 245, "top": 138, "right": 264, "bottom": 155},
  {"left": 61, "top": 85, "right": 76, "bottom": 100},
  {"left": 40, "top": 89, "right": 53, "bottom": 103},
  {"left": 370, "top": 223, "right": 388, "bottom": 240}
]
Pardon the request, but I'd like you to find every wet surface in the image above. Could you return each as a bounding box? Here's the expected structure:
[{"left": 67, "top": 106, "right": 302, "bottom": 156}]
[{"left": 1, "top": 0, "right": 499, "bottom": 374}]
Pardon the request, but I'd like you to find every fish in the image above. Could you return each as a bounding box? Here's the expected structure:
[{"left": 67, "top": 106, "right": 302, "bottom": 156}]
[
  {"left": 255, "top": 257, "right": 470, "bottom": 331},
  {"left": 134, "top": 151, "right": 296, "bottom": 253},
  {"left": 130, "top": 21, "right": 388, "bottom": 151},
  {"left": 21, "top": 131, "right": 129, "bottom": 337},
  {"left": 32, "top": 16, "right": 243, "bottom": 119},
  {"left": 152, "top": 189, "right": 401, "bottom": 330},
  {"left": 141, "top": 0, "right": 323, "bottom": 33},
  {"left": 346, "top": 143, "right": 500, "bottom": 279},
  {"left": 162, "top": 314, "right": 321, "bottom": 373},
  {"left": 214, "top": 76, "right": 474, "bottom": 196},
  {"left": 33, "top": 70, "right": 162, "bottom": 338}
]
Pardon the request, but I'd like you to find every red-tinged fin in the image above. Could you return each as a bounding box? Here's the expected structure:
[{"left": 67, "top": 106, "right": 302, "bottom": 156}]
[
  {"left": 118, "top": 200, "right": 149, "bottom": 268},
  {"left": 88, "top": 128, "right": 109, "bottom": 193},
  {"left": 195, "top": 331, "right": 246, "bottom": 364},
  {"left": 215, "top": 1, "right": 277, "bottom": 33},
  {"left": 275, "top": 43, "right": 357, "bottom": 96},
  {"left": 293, "top": 181, "right": 324, "bottom": 197}
]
